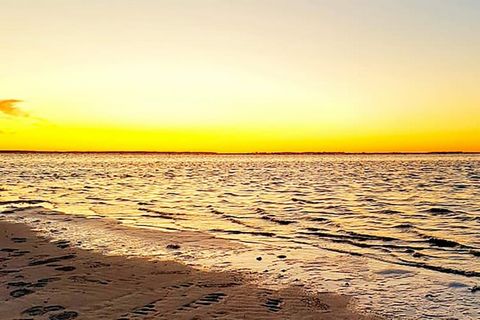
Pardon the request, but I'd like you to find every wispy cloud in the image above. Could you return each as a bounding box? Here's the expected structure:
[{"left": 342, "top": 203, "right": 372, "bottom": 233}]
[{"left": 0, "top": 99, "right": 29, "bottom": 117}]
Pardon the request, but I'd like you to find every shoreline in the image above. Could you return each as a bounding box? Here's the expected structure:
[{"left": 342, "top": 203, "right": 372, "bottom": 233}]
[
  {"left": 0, "top": 151, "right": 479, "bottom": 155},
  {"left": 0, "top": 220, "right": 381, "bottom": 320}
]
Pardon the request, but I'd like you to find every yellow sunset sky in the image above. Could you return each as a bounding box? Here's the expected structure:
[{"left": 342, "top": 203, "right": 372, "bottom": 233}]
[{"left": 1, "top": 0, "right": 479, "bottom": 152}]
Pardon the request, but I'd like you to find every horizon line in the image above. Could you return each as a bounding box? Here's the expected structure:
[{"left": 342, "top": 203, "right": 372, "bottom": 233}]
[{"left": 0, "top": 150, "right": 479, "bottom": 155}]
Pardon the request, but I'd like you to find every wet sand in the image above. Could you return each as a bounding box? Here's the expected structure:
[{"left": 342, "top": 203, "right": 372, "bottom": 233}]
[{"left": 0, "top": 220, "right": 382, "bottom": 320}]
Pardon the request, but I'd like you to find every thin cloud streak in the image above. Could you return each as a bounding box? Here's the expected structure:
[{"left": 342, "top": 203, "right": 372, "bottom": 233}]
[{"left": 0, "top": 99, "right": 28, "bottom": 117}]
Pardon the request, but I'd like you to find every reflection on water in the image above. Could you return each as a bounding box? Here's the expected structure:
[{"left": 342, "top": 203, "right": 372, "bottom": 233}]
[{"left": 0, "top": 153, "right": 479, "bottom": 319}]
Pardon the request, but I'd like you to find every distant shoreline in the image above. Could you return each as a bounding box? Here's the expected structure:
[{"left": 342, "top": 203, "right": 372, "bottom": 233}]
[{"left": 0, "top": 150, "right": 478, "bottom": 155}]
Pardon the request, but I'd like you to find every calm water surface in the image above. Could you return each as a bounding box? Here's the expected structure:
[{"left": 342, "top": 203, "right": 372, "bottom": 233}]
[{"left": 0, "top": 154, "right": 479, "bottom": 319}]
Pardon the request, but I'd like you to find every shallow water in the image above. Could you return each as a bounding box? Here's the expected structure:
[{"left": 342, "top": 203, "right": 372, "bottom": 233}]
[{"left": 0, "top": 153, "right": 479, "bottom": 319}]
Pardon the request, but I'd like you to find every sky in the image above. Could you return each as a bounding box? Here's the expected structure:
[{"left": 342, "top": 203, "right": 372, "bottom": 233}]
[{"left": 1, "top": 0, "right": 479, "bottom": 152}]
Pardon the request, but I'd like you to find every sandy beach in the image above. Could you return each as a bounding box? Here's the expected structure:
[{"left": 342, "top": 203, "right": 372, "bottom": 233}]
[{"left": 0, "top": 220, "right": 381, "bottom": 320}]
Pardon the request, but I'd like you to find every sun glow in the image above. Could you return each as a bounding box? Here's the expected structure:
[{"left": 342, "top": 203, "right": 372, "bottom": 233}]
[{"left": 1, "top": 0, "right": 479, "bottom": 152}]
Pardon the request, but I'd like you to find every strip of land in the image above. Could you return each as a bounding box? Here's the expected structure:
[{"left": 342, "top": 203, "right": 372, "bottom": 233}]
[
  {"left": 0, "top": 150, "right": 477, "bottom": 155},
  {"left": 0, "top": 220, "right": 382, "bottom": 320}
]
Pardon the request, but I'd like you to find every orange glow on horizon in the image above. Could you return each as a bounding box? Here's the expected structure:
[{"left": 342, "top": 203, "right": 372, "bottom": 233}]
[{"left": 1, "top": 1, "right": 479, "bottom": 152}]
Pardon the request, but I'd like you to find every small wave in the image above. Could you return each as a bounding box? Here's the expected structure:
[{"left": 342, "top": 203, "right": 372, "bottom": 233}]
[
  {"left": 413, "top": 231, "right": 474, "bottom": 250},
  {"left": 291, "top": 198, "right": 319, "bottom": 204},
  {"left": 85, "top": 196, "right": 105, "bottom": 201},
  {"left": 209, "top": 207, "right": 224, "bottom": 215},
  {"left": 140, "top": 214, "right": 175, "bottom": 220},
  {"left": 222, "top": 215, "right": 252, "bottom": 228},
  {"left": 397, "top": 258, "right": 480, "bottom": 278},
  {"left": 0, "top": 199, "right": 48, "bottom": 205},
  {"left": 309, "top": 217, "right": 330, "bottom": 222},
  {"left": 210, "top": 229, "right": 275, "bottom": 237},
  {"left": 377, "top": 209, "right": 402, "bottom": 215},
  {"left": 394, "top": 223, "right": 414, "bottom": 229},
  {"left": 345, "top": 231, "right": 397, "bottom": 242},
  {"left": 261, "top": 216, "right": 296, "bottom": 225},
  {"left": 447, "top": 281, "right": 469, "bottom": 288},
  {"left": 470, "top": 250, "right": 480, "bottom": 257},
  {"left": 138, "top": 208, "right": 184, "bottom": 220},
  {"left": 220, "top": 192, "right": 246, "bottom": 197},
  {"left": 254, "top": 207, "right": 296, "bottom": 225},
  {"left": 376, "top": 268, "right": 413, "bottom": 276},
  {"left": 305, "top": 228, "right": 397, "bottom": 242},
  {"left": 116, "top": 197, "right": 133, "bottom": 202},
  {"left": 427, "top": 237, "right": 461, "bottom": 248},
  {"left": 206, "top": 206, "right": 257, "bottom": 228},
  {"left": 423, "top": 207, "right": 455, "bottom": 214}
]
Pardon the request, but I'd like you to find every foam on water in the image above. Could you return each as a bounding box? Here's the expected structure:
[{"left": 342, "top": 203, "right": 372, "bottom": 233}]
[{"left": 0, "top": 153, "right": 479, "bottom": 319}]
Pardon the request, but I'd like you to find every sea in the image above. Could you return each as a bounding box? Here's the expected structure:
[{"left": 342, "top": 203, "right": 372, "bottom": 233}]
[{"left": 0, "top": 153, "right": 479, "bottom": 319}]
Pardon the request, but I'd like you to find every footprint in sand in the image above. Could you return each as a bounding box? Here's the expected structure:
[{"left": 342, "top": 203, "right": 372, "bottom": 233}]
[
  {"left": 86, "top": 261, "right": 111, "bottom": 269},
  {"left": 67, "top": 275, "right": 110, "bottom": 285},
  {"left": 49, "top": 311, "right": 79, "bottom": 320},
  {"left": 35, "top": 277, "right": 62, "bottom": 287},
  {"left": 118, "top": 292, "right": 227, "bottom": 319},
  {"left": 11, "top": 250, "right": 30, "bottom": 257},
  {"left": 28, "top": 254, "right": 76, "bottom": 266},
  {"left": 263, "top": 298, "right": 283, "bottom": 312},
  {"left": 54, "top": 240, "right": 70, "bottom": 249},
  {"left": 55, "top": 266, "right": 76, "bottom": 272},
  {"left": 10, "top": 288, "right": 34, "bottom": 298},
  {"left": 169, "top": 282, "right": 194, "bottom": 289},
  {"left": 117, "top": 300, "right": 161, "bottom": 319},
  {"left": 22, "top": 305, "right": 65, "bottom": 316},
  {"left": 8, "top": 281, "right": 31, "bottom": 287},
  {"left": 178, "top": 292, "right": 227, "bottom": 311},
  {"left": 8, "top": 277, "right": 61, "bottom": 298},
  {"left": 10, "top": 277, "right": 60, "bottom": 288}
]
